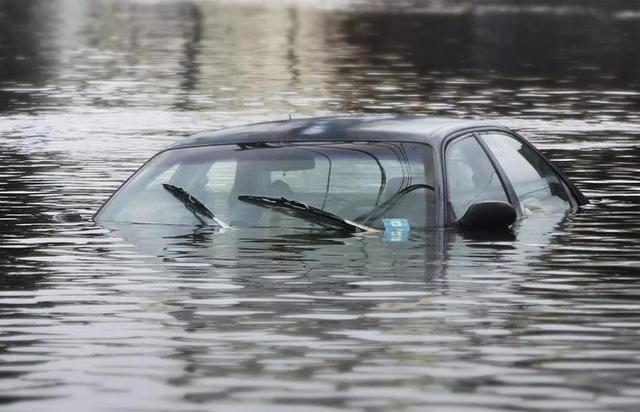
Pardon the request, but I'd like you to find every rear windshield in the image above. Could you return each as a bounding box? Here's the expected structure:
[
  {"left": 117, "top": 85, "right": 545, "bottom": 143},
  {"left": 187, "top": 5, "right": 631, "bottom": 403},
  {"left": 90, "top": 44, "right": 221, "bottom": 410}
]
[{"left": 96, "top": 142, "right": 435, "bottom": 230}]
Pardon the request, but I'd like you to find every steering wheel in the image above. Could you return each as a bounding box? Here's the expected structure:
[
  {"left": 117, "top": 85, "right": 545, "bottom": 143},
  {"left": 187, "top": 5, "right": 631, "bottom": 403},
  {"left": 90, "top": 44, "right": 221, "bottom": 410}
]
[{"left": 356, "top": 184, "right": 435, "bottom": 224}]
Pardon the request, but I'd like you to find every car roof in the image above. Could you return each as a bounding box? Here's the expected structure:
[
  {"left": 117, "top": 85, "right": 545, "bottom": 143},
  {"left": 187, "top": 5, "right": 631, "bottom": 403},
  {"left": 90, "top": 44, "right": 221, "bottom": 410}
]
[{"left": 169, "top": 115, "right": 511, "bottom": 149}]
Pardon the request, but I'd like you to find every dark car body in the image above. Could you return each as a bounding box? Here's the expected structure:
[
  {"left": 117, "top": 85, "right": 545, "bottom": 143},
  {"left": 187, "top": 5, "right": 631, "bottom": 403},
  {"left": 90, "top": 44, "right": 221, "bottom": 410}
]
[{"left": 94, "top": 115, "right": 587, "bottom": 231}]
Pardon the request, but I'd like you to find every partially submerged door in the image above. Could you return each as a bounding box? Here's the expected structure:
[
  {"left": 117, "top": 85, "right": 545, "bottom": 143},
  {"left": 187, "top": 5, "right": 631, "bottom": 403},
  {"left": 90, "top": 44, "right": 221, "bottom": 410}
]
[
  {"left": 444, "top": 134, "right": 512, "bottom": 224},
  {"left": 478, "top": 132, "right": 575, "bottom": 216}
]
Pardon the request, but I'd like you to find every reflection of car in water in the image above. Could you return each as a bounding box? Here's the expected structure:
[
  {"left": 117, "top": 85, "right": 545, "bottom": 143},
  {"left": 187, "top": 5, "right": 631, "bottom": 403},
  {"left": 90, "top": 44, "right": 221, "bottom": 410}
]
[{"left": 94, "top": 116, "right": 587, "bottom": 232}]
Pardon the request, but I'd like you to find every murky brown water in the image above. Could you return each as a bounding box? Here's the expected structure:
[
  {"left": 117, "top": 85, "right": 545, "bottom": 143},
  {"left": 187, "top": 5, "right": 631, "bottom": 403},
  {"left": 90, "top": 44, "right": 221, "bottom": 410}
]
[{"left": 2, "top": 0, "right": 640, "bottom": 410}]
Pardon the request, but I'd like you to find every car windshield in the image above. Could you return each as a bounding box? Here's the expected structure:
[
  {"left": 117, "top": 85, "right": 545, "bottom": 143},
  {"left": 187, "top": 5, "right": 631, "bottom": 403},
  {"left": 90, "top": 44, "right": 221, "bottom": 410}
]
[{"left": 96, "top": 141, "right": 435, "bottom": 230}]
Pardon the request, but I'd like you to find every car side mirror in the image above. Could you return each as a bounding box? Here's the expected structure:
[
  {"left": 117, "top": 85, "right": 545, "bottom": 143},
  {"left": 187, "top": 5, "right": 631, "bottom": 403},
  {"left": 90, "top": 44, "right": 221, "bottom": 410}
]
[{"left": 458, "top": 201, "right": 517, "bottom": 231}]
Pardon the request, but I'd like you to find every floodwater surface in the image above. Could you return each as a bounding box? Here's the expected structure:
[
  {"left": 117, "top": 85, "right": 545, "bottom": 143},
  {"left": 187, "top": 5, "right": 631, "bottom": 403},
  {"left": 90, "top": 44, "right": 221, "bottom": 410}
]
[{"left": 2, "top": 0, "right": 640, "bottom": 410}]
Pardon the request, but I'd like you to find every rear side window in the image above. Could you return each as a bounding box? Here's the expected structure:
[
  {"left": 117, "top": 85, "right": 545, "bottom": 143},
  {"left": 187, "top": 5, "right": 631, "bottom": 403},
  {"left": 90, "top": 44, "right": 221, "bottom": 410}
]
[
  {"left": 479, "top": 133, "right": 570, "bottom": 215},
  {"left": 445, "top": 136, "right": 509, "bottom": 220}
]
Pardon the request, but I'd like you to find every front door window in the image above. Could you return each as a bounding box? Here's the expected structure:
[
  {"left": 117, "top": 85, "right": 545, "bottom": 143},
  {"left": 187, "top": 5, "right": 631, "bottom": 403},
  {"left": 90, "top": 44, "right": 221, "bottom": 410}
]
[{"left": 445, "top": 136, "right": 509, "bottom": 220}]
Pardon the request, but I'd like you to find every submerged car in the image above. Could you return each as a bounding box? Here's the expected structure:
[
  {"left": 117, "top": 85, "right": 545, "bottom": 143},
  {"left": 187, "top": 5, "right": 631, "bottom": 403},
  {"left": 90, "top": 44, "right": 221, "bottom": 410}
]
[{"left": 94, "top": 116, "right": 587, "bottom": 233}]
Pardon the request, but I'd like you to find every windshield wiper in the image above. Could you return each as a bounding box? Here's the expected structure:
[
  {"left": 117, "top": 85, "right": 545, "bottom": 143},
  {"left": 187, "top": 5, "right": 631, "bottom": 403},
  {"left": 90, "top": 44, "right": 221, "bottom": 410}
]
[
  {"left": 163, "top": 183, "right": 229, "bottom": 228},
  {"left": 238, "top": 195, "right": 376, "bottom": 233}
]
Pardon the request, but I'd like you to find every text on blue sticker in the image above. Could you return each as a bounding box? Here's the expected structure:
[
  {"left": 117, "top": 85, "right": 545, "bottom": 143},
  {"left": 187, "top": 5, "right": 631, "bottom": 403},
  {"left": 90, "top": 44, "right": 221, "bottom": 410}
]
[{"left": 383, "top": 218, "right": 410, "bottom": 232}]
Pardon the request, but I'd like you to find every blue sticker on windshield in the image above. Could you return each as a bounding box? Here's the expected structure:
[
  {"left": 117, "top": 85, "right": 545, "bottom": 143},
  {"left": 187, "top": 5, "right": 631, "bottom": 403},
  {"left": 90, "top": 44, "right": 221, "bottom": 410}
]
[
  {"left": 382, "top": 218, "right": 410, "bottom": 242},
  {"left": 383, "top": 218, "right": 410, "bottom": 232}
]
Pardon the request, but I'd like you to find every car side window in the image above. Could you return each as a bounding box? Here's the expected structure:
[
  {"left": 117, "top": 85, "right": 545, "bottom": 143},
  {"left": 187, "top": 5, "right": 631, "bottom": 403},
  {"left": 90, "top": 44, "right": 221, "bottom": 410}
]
[
  {"left": 479, "top": 132, "right": 571, "bottom": 216},
  {"left": 446, "top": 136, "right": 509, "bottom": 220}
]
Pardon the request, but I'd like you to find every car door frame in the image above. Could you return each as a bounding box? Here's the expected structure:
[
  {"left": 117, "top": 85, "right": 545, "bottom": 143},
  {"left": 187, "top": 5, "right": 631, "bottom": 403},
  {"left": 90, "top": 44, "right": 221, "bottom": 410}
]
[
  {"left": 474, "top": 129, "right": 587, "bottom": 209},
  {"left": 440, "top": 127, "right": 587, "bottom": 227},
  {"left": 440, "top": 129, "right": 520, "bottom": 227}
]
